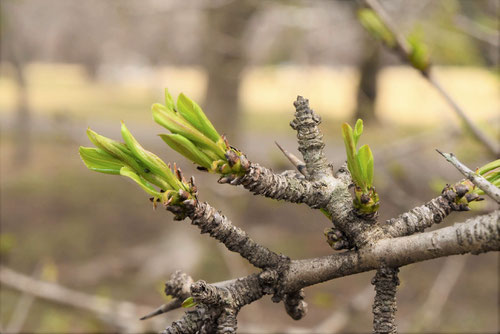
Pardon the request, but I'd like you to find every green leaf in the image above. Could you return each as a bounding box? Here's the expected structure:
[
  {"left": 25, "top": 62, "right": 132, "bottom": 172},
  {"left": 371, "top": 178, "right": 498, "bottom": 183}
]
[
  {"left": 177, "top": 93, "right": 221, "bottom": 143},
  {"left": 477, "top": 159, "right": 500, "bottom": 175},
  {"left": 119, "top": 166, "right": 163, "bottom": 198},
  {"left": 485, "top": 171, "right": 500, "bottom": 184},
  {"left": 357, "top": 8, "right": 396, "bottom": 48},
  {"left": 152, "top": 103, "right": 226, "bottom": 159},
  {"left": 79, "top": 147, "right": 125, "bottom": 174},
  {"left": 181, "top": 297, "right": 197, "bottom": 308},
  {"left": 357, "top": 144, "right": 374, "bottom": 189},
  {"left": 342, "top": 123, "right": 363, "bottom": 187},
  {"left": 164, "top": 88, "right": 175, "bottom": 111},
  {"left": 121, "top": 122, "right": 181, "bottom": 190},
  {"left": 353, "top": 119, "right": 363, "bottom": 146},
  {"left": 159, "top": 134, "right": 213, "bottom": 169},
  {"left": 87, "top": 128, "right": 152, "bottom": 173}
]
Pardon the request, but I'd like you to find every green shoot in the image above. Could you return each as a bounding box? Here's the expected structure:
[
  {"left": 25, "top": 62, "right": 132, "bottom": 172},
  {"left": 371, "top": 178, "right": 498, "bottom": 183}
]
[
  {"left": 342, "top": 119, "right": 379, "bottom": 215},
  {"left": 357, "top": 8, "right": 396, "bottom": 48},
  {"left": 153, "top": 90, "right": 249, "bottom": 176},
  {"left": 80, "top": 125, "right": 195, "bottom": 206}
]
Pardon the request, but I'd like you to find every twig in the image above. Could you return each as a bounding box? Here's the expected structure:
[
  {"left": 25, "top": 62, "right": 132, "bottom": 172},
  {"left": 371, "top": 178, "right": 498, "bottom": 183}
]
[
  {"left": 5, "top": 264, "right": 42, "bottom": 334},
  {"left": 0, "top": 266, "right": 158, "bottom": 333},
  {"left": 140, "top": 299, "right": 182, "bottom": 321},
  {"left": 371, "top": 266, "right": 399, "bottom": 334},
  {"left": 428, "top": 76, "right": 499, "bottom": 156},
  {"left": 408, "top": 256, "right": 467, "bottom": 332},
  {"left": 454, "top": 14, "right": 499, "bottom": 48},
  {"left": 363, "top": 0, "right": 500, "bottom": 156},
  {"left": 290, "top": 96, "right": 332, "bottom": 181},
  {"left": 437, "top": 150, "right": 500, "bottom": 204},
  {"left": 182, "top": 201, "right": 285, "bottom": 269}
]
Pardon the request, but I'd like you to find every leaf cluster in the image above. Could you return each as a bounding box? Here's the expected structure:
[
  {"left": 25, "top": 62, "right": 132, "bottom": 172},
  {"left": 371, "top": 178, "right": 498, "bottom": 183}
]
[
  {"left": 79, "top": 123, "right": 195, "bottom": 206},
  {"left": 153, "top": 90, "right": 248, "bottom": 176},
  {"left": 342, "top": 119, "right": 379, "bottom": 215}
]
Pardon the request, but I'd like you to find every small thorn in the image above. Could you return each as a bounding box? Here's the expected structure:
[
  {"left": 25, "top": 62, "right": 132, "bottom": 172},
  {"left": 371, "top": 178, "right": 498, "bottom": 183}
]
[
  {"left": 218, "top": 176, "right": 230, "bottom": 184},
  {"left": 230, "top": 177, "right": 242, "bottom": 185},
  {"left": 140, "top": 304, "right": 168, "bottom": 320},
  {"left": 275, "top": 142, "right": 307, "bottom": 176}
]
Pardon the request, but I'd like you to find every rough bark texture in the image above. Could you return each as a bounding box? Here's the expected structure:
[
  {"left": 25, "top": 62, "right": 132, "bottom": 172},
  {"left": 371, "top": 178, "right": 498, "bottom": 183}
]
[
  {"left": 185, "top": 201, "right": 284, "bottom": 269},
  {"left": 230, "top": 162, "right": 330, "bottom": 208},
  {"left": 383, "top": 195, "right": 454, "bottom": 237},
  {"left": 290, "top": 96, "right": 332, "bottom": 181},
  {"left": 283, "top": 289, "right": 308, "bottom": 320},
  {"left": 163, "top": 275, "right": 263, "bottom": 334},
  {"left": 372, "top": 267, "right": 399, "bottom": 334},
  {"left": 283, "top": 210, "right": 499, "bottom": 292},
  {"left": 156, "top": 210, "right": 498, "bottom": 333}
]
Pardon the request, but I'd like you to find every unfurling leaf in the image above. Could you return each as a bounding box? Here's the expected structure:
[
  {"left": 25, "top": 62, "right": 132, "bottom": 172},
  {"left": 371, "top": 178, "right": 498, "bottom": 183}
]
[
  {"left": 342, "top": 119, "right": 378, "bottom": 215},
  {"left": 477, "top": 159, "right": 500, "bottom": 175},
  {"left": 119, "top": 166, "right": 163, "bottom": 198},
  {"left": 353, "top": 119, "right": 363, "bottom": 146},
  {"left": 121, "top": 122, "right": 184, "bottom": 190},
  {"left": 159, "top": 134, "right": 213, "bottom": 169},
  {"left": 86, "top": 128, "right": 144, "bottom": 172},
  {"left": 177, "top": 93, "right": 221, "bottom": 143},
  {"left": 79, "top": 147, "right": 124, "bottom": 175},
  {"left": 152, "top": 103, "right": 225, "bottom": 159},
  {"left": 357, "top": 144, "right": 374, "bottom": 190},
  {"left": 164, "top": 88, "right": 176, "bottom": 112},
  {"left": 342, "top": 123, "right": 362, "bottom": 188}
]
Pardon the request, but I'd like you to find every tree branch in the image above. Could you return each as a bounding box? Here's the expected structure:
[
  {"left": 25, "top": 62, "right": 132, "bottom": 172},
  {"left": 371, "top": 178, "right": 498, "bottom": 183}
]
[
  {"left": 174, "top": 200, "right": 287, "bottom": 270},
  {"left": 371, "top": 266, "right": 399, "bottom": 334},
  {"left": 438, "top": 151, "right": 500, "bottom": 204},
  {"left": 218, "top": 162, "right": 329, "bottom": 208},
  {"left": 0, "top": 266, "right": 156, "bottom": 332},
  {"left": 150, "top": 211, "right": 498, "bottom": 332},
  {"left": 383, "top": 192, "right": 462, "bottom": 238},
  {"left": 290, "top": 95, "right": 332, "bottom": 181},
  {"left": 363, "top": 0, "right": 500, "bottom": 156},
  {"left": 283, "top": 210, "right": 499, "bottom": 292}
]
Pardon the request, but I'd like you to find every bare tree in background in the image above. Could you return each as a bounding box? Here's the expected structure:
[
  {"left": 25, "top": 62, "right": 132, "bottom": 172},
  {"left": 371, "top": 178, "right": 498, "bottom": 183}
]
[
  {"left": 1, "top": 2, "right": 31, "bottom": 165},
  {"left": 202, "top": 0, "right": 258, "bottom": 143}
]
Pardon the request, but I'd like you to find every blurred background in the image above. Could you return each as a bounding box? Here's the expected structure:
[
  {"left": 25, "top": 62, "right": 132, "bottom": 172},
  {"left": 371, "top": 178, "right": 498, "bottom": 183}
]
[{"left": 0, "top": 0, "right": 499, "bottom": 333}]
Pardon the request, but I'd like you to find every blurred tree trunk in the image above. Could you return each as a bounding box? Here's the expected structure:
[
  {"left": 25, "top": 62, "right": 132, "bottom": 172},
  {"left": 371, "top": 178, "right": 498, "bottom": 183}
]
[
  {"left": 1, "top": 6, "right": 32, "bottom": 166},
  {"left": 355, "top": 39, "right": 380, "bottom": 124},
  {"left": 12, "top": 60, "right": 31, "bottom": 166},
  {"left": 203, "top": 1, "right": 258, "bottom": 145}
]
